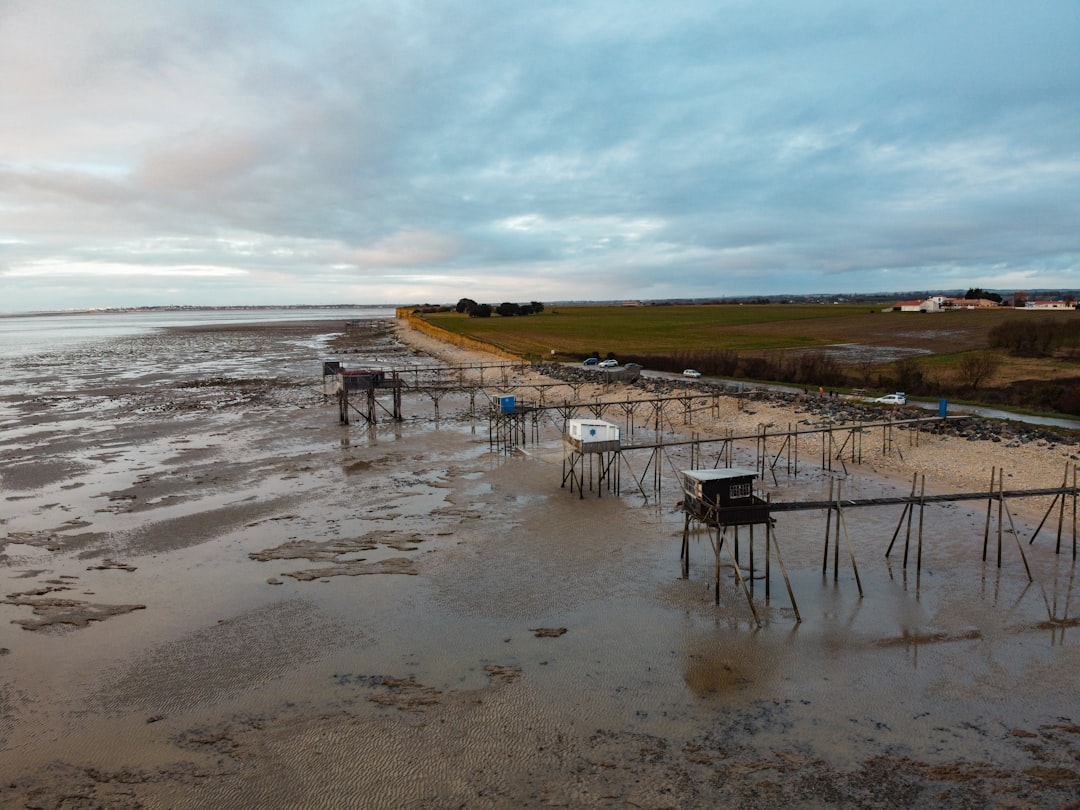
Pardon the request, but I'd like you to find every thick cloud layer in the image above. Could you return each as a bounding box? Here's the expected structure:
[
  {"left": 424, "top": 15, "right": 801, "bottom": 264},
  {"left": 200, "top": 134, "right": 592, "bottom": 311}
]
[{"left": 2, "top": 1, "right": 1078, "bottom": 311}]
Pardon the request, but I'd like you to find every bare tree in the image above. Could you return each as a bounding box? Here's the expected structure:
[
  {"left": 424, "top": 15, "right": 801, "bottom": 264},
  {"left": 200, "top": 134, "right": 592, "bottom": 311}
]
[{"left": 955, "top": 352, "right": 1001, "bottom": 391}]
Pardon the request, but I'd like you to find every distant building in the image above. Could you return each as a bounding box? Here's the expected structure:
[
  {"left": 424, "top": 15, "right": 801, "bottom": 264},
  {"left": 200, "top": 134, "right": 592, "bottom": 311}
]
[
  {"left": 1025, "top": 300, "right": 1074, "bottom": 310},
  {"left": 891, "top": 296, "right": 1001, "bottom": 312},
  {"left": 891, "top": 299, "right": 929, "bottom": 312}
]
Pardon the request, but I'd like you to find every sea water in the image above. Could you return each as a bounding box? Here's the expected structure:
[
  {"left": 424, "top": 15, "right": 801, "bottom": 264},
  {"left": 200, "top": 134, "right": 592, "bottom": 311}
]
[{"left": 0, "top": 306, "right": 394, "bottom": 360}]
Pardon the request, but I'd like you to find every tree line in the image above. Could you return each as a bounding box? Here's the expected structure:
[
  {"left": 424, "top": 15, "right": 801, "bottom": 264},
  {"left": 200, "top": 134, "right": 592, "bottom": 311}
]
[
  {"left": 987, "top": 318, "right": 1080, "bottom": 356},
  {"left": 455, "top": 298, "right": 545, "bottom": 317}
]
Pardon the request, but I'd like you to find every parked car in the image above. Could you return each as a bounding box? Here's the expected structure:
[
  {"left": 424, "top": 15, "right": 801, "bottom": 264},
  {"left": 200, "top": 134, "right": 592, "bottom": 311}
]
[
  {"left": 624, "top": 362, "right": 643, "bottom": 369},
  {"left": 583, "top": 357, "right": 599, "bottom": 365},
  {"left": 599, "top": 358, "right": 618, "bottom": 367},
  {"left": 683, "top": 369, "right": 702, "bottom": 378},
  {"left": 873, "top": 392, "right": 907, "bottom": 405}
]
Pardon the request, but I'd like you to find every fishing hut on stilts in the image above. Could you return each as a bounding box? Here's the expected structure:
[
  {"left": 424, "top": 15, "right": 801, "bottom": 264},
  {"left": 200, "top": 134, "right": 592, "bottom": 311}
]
[
  {"left": 329, "top": 364, "right": 403, "bottom": 425},
  {"left": 680, "top": 468, "right": 800, "bottom": 626},
  {"left": 562, "top": 418, "right": 622, "bottom": 498},
  {"left": 489, "top": 395, "right": 541, "bottom": 453}
]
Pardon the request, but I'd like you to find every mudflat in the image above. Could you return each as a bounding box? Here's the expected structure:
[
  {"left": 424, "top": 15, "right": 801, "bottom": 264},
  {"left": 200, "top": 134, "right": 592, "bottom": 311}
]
[{"left": 1, "top": 317, "right": 1078, "bottom": 808}]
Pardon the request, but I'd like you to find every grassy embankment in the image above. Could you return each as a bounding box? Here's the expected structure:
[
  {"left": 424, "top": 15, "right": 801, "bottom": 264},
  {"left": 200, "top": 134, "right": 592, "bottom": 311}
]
[{"left": 415, "top": 304, "right": 1080, "bottom": 417}]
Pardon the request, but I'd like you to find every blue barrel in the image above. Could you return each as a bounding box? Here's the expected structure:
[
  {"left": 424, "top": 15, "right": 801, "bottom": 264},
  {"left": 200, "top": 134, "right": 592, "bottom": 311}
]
[{"left": 938, "top": 398, "right": 948, "bottom": 418}]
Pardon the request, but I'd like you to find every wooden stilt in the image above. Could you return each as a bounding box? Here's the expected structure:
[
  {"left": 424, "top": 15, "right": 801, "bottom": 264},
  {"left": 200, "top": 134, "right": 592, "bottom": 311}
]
[
  {"left": 720, "top": 527, "right": 761, "bottom": 627},
  {"left": 997, "top": 469, "right": 1005, "bottom": 568},
  {"left": 765, "top": 504, "right": 772, "bottom": 603},
  {"left": 1057, "top": 462, "right": 1067, "bottom": 555},
  {"left": 749, "top": 524, "right": 755, "bottom": 592},
  {"left": 714, "top": 528, "right": 723, "bottom": 605},
  {"left": 833, "top": 480, "right": 841, "bottom": 583},
  {"left": 983, "top": 467, "right": 996, "bottom": 562},
  {"left": 1073, "top": 464, "right": 1077, "bottom": 561},
  {"left": 681, "top": 512, "right": 690, "bottom": 579},
  {"left": 823, "top": 477, "right": 834, "bottom": 575},
  {"left": 837, "top": 501, "right": 863, "bottom": 597},
  {"left": 338, "top": 386, "right": 349, "bottom": 425},
  {"left": 886, "top": 474, "right": 918, "bottom": 559},
  {"left": 1000, "top": 497, "right": 1034, "bottom": 583},
  {"left": 916, "top": 475, "right": 926, "bottom": 576},
  {"left": 770, "top": 522, "right": 801, "bottom": 622},
  {"left": 903, "top": 473, "right": 917, "bottom": 569}
]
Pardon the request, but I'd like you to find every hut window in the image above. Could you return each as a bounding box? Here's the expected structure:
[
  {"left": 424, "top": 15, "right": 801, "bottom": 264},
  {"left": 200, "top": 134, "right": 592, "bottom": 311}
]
[{"left": 729, "top": 482, "right": 751, "bottom": 499}]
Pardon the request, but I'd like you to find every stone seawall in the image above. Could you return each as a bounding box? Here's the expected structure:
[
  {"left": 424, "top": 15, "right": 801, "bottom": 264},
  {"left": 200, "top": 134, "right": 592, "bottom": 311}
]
[{"left": 396, "top": 308, "right": 524, "bottom": 362}]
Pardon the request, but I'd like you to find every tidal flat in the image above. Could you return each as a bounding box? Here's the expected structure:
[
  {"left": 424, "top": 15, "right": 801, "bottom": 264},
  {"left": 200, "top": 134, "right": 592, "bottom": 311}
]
[{"left": 1, "top": 316, "right": 1078, "bottom": 808}]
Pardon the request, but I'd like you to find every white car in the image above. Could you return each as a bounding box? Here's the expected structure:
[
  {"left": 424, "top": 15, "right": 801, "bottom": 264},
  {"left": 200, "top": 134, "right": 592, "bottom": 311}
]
[
  {"left": 599, "top": 358, "right": 618, "bottom": 367},
  {"left": 682, "top": 369, "right": 702, "bottom": 378},
  {"left": 873, "top": 392, "right": 907, "bottom": 405}
]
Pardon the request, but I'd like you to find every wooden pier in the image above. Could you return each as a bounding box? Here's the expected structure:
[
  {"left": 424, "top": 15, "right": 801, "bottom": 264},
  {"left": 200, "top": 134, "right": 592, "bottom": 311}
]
[{"left": 320, "top": 359, "right": 1080, "bottom": 625}]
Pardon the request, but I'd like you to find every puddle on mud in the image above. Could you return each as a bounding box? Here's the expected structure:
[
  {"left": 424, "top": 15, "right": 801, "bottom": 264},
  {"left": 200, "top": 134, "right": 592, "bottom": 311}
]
[{"left": 797, "top": 342, "right": 934, "bottom": 363}]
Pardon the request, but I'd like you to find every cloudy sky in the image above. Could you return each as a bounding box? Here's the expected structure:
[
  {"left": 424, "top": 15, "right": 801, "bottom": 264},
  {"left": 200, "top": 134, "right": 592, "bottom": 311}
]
[{"left": 2, "top": 1, "right": 1078, "bottom": 313}]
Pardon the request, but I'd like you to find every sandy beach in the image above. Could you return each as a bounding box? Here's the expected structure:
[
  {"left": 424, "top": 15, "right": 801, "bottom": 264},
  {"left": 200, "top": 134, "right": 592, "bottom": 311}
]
[{"left": 2, "top": 315, "right": 1079, "bottom": 808}]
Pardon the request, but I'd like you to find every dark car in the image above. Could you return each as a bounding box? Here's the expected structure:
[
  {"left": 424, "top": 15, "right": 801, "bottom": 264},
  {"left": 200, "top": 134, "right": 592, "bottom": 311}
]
[{"left": 583, "top": 357, "right": 599, "bottom": 365}]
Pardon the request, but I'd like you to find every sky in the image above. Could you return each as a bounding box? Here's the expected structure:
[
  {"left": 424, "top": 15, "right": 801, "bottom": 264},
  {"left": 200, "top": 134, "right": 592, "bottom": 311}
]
[{"left": 2, "top": 1, "right": 1079, "bottom": 313}]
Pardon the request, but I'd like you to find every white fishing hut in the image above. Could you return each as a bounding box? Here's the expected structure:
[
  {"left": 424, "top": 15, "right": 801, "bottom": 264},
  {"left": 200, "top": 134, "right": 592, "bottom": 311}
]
[
  {"left": 562, "top": 419, "right": 622, "bottom": 497},
  {"left": 565, "top": 419, "right": 621, "bottom": 453}
]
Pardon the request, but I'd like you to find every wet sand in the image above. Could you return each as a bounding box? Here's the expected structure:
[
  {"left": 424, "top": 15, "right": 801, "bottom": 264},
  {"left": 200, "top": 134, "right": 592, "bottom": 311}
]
[{"left": 1, "top": 317, "right": 1079, "bottom": 808}]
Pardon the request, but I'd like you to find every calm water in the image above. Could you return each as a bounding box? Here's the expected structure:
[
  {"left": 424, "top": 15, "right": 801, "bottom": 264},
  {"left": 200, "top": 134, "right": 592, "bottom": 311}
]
[{"left": 0, "top": 307, "right": 394, "bottom": 360}]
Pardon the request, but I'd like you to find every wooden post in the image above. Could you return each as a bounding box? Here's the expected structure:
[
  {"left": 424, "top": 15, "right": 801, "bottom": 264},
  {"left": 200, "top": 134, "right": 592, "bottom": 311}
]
[
  {"left": 886, "top": 474, "right": 917, "bottom": 559},
  {"left": 794, "top": 423, "right": 799, "bottom": 477},
  {"left": 833, "top": 479, "right": 842, "bottom": 583},
  {"left": 720, "top": 527, "right": 761, "bottom": 627},
  {"left": 749, "top": 524, "right": 755, "bottom": 593},
  {"left": 997, "top": 469, "right": 1005, "bottom": 568},
  {"left": 1000, "top": 497, "right": 1035, "bottom": 584},
  {"left": 1057, "top": 462, "right": 1067, "bottom": 555},
  {"left": 338, "top": 384, "right": 349, "bottom": 425},
  {"left": 983, "top": 467, "right": 996, "bottom": 562},
  {"left": 838, "top": 501, "right": 863, "bottom": 597},
  {"left": 681, "top": 512, "right": 690, "bottom": 579},
  {"left": 825, "top": 475, "right": 833, "bottom": 578},
  {"left": 714, "top": 528, "right": 722, "bottom": 605},
  {"left": 765, "top": 507, "right": 772, "bottom": 603},
  {"left": 770, "top": 521, "right": 801, "bottom": 623},
  {"left": 903, "top": 473, "right": 916, "bottom": 570},
  {"left": 916, "top": 475, "right": 926, "bottom": 576},
  {"left": 1028, "top": 466, "right": 1062, "bottom": 548}
]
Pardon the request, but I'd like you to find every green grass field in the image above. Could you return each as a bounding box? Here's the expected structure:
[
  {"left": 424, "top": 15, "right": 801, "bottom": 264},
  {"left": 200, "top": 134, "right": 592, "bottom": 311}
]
[
  {"left": 416, "top": 303, "right": 1080, "bottom": 416},
  {"left": 423, "top": 303, "right": 876, "bottom": 357},
  {"left": 422, "top": 303, "right": 1072, "bottom": 363}
]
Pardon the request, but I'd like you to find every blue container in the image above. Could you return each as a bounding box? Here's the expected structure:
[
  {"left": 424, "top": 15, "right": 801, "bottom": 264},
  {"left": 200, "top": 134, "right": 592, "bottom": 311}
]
[
  {"left": 499, "top": 395, "right": 516, "bottom": 413},
  {"left": 938, "top": 398, "right": 948, "bottom": 418}
]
